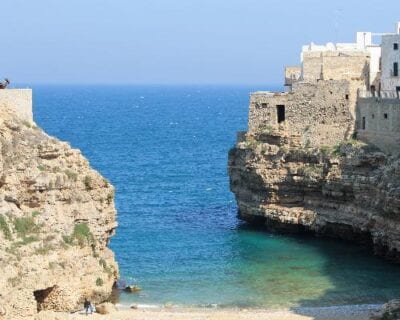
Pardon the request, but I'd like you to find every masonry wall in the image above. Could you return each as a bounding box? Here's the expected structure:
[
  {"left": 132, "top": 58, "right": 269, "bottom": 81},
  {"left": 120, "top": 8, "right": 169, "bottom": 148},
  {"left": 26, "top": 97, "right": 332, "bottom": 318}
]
[
  {"left": 356, "top": 97, "right": 400, "bottom": 154},
  {"left": 302, "top": 51, "right": 370, "bottom": 84},
  {"left": 284, "top": 66, "right": 301, "bottom": 86},
  {"left": 248, "top": 80, "right": 354, "bottom": 147},
  {"left": 0, "top": 89, "right": 33, "bottom": 122}
]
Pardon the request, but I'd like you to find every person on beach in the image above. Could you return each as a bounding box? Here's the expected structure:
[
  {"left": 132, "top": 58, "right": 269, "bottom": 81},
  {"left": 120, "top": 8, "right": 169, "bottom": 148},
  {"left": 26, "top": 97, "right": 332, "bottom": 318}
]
[{"left": 84, "top": 298, "right": 91, "bottom": 315}]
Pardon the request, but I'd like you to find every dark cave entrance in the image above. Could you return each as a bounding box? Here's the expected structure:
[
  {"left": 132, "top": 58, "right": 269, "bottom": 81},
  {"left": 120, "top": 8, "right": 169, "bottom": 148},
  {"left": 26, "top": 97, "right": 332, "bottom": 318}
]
[{"left": 33, "top": 286, "right": 56, "bottom": 312}]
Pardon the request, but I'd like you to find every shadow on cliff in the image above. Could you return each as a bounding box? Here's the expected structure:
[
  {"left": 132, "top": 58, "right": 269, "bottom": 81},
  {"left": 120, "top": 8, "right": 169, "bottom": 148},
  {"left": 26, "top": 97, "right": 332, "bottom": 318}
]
[{"left": 235, "top": 223, "right": 400, "bottom": 320}]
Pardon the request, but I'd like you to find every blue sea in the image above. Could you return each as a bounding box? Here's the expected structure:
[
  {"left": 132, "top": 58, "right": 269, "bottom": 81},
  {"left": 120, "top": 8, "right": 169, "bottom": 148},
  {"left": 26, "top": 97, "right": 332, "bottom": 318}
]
[{"left": 33, "top": 85, "right": 400, "bottom": 309}]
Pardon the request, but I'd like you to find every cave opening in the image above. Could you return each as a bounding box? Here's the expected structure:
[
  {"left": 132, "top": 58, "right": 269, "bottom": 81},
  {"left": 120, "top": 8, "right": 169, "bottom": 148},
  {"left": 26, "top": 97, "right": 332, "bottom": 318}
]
[{"left": 33, "top": 286, "right": 56, "bottom": 312}]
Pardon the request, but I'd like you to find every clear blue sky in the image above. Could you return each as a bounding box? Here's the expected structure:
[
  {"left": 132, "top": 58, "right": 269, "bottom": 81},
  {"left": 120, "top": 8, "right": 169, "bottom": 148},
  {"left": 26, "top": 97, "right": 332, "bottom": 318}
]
[{"left": 1, "top": 0, "right": 399, "bottom": 85}]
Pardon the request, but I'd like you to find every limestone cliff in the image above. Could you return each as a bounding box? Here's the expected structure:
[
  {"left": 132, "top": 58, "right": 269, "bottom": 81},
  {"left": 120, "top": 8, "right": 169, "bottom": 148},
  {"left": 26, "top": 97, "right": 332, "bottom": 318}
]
[
  {"left": 0, "top": 106, "right": 118, "bottom": 319},
  {"left": 229, "top": 128, "right": 400, "bottom": 262}
]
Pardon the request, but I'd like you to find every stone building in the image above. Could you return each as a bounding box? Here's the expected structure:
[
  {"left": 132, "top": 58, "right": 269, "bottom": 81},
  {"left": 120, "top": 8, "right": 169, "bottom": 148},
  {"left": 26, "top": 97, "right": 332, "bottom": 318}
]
[
  {"left": 380, "top": 22, "right": 400, "bottom": 92},
  {"left": 250, "top": 22, "right": 400, "bottom": 153}
]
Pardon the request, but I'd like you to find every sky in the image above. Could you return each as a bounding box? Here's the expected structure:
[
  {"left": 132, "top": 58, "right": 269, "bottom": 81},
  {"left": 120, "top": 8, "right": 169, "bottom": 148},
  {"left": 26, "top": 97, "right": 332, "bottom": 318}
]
[{"left": 1, "top": 0, "right": 399, "bottom": 85}]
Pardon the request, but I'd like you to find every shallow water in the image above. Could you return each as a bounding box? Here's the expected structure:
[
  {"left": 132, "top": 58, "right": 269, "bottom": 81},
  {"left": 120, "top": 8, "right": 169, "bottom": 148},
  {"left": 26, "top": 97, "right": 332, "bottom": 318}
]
[{"left": 33, "top": 85, "right": 400, "bottom": 308}]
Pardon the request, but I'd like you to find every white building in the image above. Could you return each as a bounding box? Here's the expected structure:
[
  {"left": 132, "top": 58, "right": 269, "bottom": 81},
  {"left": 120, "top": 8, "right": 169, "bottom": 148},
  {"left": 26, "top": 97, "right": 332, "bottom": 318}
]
[{"left": 380, "top": 22, "right": 400, "bottom": 92}]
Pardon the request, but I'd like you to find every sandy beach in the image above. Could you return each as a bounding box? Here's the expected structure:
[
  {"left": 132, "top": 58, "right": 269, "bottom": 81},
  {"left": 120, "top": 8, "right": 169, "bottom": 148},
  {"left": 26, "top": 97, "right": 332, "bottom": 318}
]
[{"left": 35, "top": 304, "right": 381, "bottom": 320}]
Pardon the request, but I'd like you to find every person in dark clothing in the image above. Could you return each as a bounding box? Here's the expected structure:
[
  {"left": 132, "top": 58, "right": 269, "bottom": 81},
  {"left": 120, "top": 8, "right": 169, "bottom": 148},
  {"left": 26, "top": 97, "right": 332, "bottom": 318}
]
[{"left": 84, "top": 298, "right": 91, "bottom": 315}]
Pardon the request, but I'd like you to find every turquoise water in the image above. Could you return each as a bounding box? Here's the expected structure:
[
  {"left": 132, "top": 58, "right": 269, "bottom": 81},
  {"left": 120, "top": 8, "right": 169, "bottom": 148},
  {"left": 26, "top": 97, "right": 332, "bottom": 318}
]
[{"left": 34, "top": 85, "right": 400, "bottom": 308}]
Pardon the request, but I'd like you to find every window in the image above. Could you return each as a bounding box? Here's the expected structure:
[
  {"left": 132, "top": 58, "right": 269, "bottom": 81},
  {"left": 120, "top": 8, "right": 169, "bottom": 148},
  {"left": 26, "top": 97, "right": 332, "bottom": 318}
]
[
  {"left": 276, "top": 105, "right": 285, "bottom": 123},
  {"left": 345, "top": 94, "right": 349, "bottom": 100},
  {"left": 372, "top": 114, "right": 375, "bottom": 119},
  {"left": 261, "top": 103, "right": 268, "bottom": 108},
  {"left": 362, "top": 117, "right": 366, "bottom": 130},
  {"left": 395, "top": 43, "right": 399, "bottom": 50},
  {"left": 384, "top": 113, "right": 388, "bottom": 119},
  {"left": 394, "top": 62, "right": 399, "bottom": 77}
]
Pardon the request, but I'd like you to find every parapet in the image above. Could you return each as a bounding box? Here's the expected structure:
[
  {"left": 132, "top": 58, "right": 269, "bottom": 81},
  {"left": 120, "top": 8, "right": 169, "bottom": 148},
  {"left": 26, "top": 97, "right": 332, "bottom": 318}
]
[{"left": 0, "top": 89, "right": 33, "bottom": 122}]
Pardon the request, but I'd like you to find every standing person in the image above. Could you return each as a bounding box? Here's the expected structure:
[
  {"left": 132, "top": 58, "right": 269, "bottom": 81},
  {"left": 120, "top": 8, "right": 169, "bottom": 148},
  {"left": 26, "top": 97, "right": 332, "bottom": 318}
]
[{"left": 84, "top": 298, "right": 91, "bottom": 315}]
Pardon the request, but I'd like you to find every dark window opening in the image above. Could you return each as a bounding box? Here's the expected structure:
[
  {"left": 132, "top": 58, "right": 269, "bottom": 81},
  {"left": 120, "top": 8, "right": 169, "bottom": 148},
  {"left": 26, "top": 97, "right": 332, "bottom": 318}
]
[
  {"left": 372, "top": 114, "right": 375, "bottom": 119},
  {"left": 362, "top": 117, "right": 366, "bottom": 130},
  {"left": 261, "top": 103, "right": 268, "bottom": 108},
  {"left": 394, "top": 62, "right": 399, "bottom": 77},
  {"left": 396, "top": 86, "right": 400, "bottom": 98},
  {"left": 370, "top": 85, "right": 376, "bottom": 96},
  {"left": 384, "top": 113, "right": 388, "bottom": 119},
  {"left": 395, "top": 43, "right": 399, "bottom": 50},
  {"left": 277, "top": 105, "right": 285, "bottom": 123},
  {"left": 345, "top": 94, "right": 349, "bottom": 100}
]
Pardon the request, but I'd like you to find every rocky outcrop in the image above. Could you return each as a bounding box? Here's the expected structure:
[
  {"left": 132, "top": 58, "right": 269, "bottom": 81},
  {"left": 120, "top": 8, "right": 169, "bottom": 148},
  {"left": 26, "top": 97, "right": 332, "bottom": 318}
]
[
  {"left": 371, "top": 299, "right": 400, "bottom": 320},
  {"left": 0, "top": 106, "right": 118, "bottom": 319},
  {"left": 229, "top": 127, "right": 400, "bottom": 262}
]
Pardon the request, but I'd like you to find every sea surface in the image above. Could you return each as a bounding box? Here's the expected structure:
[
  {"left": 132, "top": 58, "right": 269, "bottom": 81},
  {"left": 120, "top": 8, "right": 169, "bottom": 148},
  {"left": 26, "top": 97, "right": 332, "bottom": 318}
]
[{"left": 33, "top": 85, "right": 400, "bottom": 309}]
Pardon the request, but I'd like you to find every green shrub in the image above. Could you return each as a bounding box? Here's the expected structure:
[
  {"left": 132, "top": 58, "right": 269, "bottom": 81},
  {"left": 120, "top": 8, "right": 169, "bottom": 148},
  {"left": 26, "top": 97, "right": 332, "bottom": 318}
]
[
  {"left": 17, "top": 235, "right": 39, "bottom": 246},
  {"left": 96, "top": 277, "right": 104, "bottom": 286},
  {"left": 72, "top": 223, "right": 94, "bottom": 247},
  {"left": 106, "top": 191, "right": 114, "bottom": 204},
  {"left": 62, "top": 235, "right": 73, "bottom": 245},
  {"left": 99, "top": 258, "right": 107, "bottom": 269},
  {"left": 319, "top": 145, "right": 332, "bottom": 156},
  {"left": 0, "top": 214, "right": 12, "bottom": 240},
  {"left": 84, "top": 176, "right": 93, "bottom": 190},
  {"left": 32, "top": 211, "right": 41, "bottom": 217},
  {"left": 64, "top": 169, "right": 78, "bottom": 181},
  {"left": 37, "top": 165, "right": 46, "bottom": 172},
  {"left": 13, "top": 217, "right": 40, "bottom": 238}
]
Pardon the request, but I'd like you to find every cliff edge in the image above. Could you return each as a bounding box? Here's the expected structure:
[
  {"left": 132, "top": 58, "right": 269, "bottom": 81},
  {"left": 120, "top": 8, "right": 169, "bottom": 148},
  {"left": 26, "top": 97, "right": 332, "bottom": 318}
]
[
  {"left": 0, "top": 105, "right": 118, "bottom": 319},
  {"left": 229, "top": 128, "right": 400, "bottom": 262}
]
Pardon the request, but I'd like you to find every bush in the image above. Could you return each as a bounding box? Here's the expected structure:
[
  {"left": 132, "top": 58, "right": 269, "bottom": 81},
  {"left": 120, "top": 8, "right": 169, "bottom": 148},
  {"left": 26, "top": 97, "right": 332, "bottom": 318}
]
[
  {"left": 32, "top": 211, "right": 41, "bottom": 217},
  {"left": 13, "top": 217, "right": 40, "bottom": 238},
  {"left": 0, "top": 214, "right": 12, "bottom": 240},
  {"left": 84, "top": 176, "right": 93, "bottom": 190},
  {"left": 64, "top": 169, "right": 78, "bottom": 181},
  {"left": 106, "top": 191, "right": 114, "bottom": 205},
  {"left": 71, "top": 223, "right": 94, "bottom": 247},
  {"left": 17, "top": 235, "right": 39, "bottom": 246},
  {"left": 96, "top": 277, "right": 104, "bottom": 286}
]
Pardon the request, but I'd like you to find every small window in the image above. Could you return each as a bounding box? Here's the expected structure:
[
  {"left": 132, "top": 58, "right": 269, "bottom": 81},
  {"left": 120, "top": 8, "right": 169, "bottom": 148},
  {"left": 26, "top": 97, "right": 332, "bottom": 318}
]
[
  {"left": 384, "top": 113, "right": 388, "bottom": 119},
  {"left": 394, "top": 62, "right": 399, "bottom": 77},
  {"left": 372, "top": 114, "right": 375, "bottom": 119},
  {"left": 261, "top": 103, "right": 268, "bottom": 108},
  {"left": 362, "top": 117, "right": 366, "bottom": 130},
  {"left": 345, "top": 94, "right": 349, "bottom": 100},
  {"left": 394, "top": 43, "right": 399, "bottom": 50}
]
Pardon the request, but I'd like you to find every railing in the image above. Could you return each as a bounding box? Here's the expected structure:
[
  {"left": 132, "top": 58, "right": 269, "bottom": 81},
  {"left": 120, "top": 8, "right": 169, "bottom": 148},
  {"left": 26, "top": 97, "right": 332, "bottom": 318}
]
[{"left": 358, "top": 89, "right": 400, "bottom": 99}]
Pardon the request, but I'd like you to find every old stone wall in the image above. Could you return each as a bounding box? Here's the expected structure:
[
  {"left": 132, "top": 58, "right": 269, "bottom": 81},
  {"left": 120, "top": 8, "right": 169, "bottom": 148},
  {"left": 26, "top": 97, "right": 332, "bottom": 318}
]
[
  {"left": 0, "top": 89, "right": 33, "bottom": 122},
  {"left": 284, "top": 66, "right": 301, "bottom": 86},
  {"left": 302, "top": 51, "right": 370, "bottom": 84},
  {"left": 356, "top": 97, "right": 400, "bottom": 154},
  {"left": 248, "top": 80, "right": 357, "bottom": 147}
]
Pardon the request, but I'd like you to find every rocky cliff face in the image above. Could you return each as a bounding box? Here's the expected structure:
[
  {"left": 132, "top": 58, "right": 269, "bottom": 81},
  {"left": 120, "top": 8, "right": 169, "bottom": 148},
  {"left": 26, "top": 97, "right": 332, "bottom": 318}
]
[
  {"left": 0, "top": 106, "right": 118, "bottom": 319},
  {"left": 229, "top": 128, "right": 400, "bottom": 262}
]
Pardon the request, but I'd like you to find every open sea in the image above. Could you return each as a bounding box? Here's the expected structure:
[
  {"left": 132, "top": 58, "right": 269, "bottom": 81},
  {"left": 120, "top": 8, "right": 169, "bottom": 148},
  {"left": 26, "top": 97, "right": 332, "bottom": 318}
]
[{"left": 33, "top": 85, "right": 400, "bottom": 309}]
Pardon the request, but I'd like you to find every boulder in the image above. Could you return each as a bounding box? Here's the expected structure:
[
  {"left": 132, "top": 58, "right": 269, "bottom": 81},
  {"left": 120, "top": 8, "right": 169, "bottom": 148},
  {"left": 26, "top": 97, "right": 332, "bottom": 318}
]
[
  {"left": 371, "top": 300, "right": 400, "bottom": 320},
  {"left": 124, "top": 285, "right": 142, "bottom": 293},
  {"left": 96, "top": 302, "right": 116, "bottom": 315}
]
